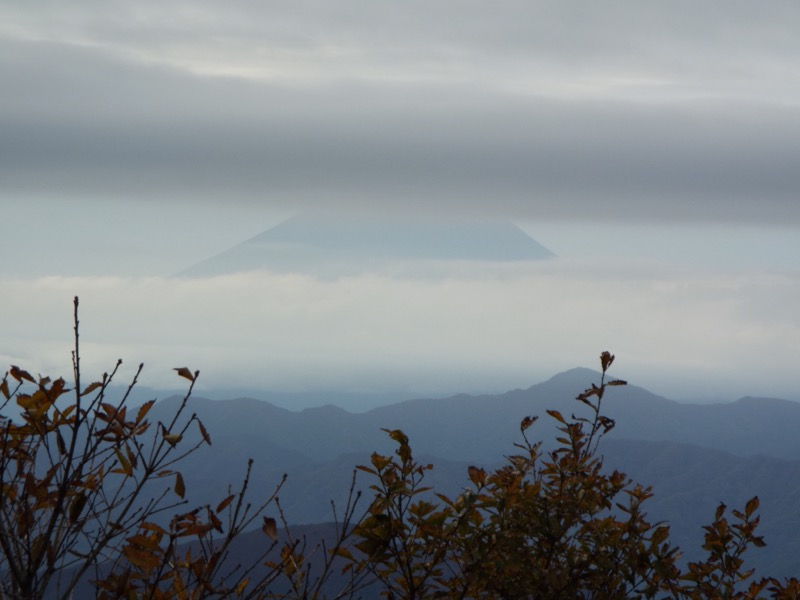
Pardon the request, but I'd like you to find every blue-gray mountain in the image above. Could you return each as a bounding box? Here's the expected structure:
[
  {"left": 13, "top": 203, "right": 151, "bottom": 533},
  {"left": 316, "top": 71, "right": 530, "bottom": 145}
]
[
  {"left": 146, "top": 367, "right": 800, "bottom": 578},
  {"left": 178, "top": 213, "right": 554, "bottom": 277}
]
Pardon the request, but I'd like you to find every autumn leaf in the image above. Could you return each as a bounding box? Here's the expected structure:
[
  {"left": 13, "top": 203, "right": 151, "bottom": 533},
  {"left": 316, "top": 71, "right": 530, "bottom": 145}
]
[
  {"left": 197, "top": 419, "right": 212, "bottom": 445},
  {"left": 468, "top": 465, "right": 486, "bottom": 486},
  {"left": 139, "top": 522, "right": 167, "bottom": 535},
  {"left": 112, "top": 448, "right": 132, "bottom": 477},
  {"left": 600, "top": 351, "right": 615, "bottom": 372},
  {"left": 216, "top": 494, "right": 235, "bottom": 513},
  {"left": 81, "top": 381, "right": 104, "bottom": 396},
  {"left": 174, "top": 473, "right": 185, "bottom": 499},
  {"left": 382, "top": 428, "right": 409, "bottom": 445},
  {"left": 136, "top": 399, "right": 155, "bottom": 424},
  {"left": 161, "top": 424, "right": 182, "bottom": 447},
  {"left": 745, "top": 496, "right": 760, "bottom": 517},
  {"left": 173, "top": 367, "right": 195, "bottom": 382},
  {"left": 10, "top": 365, "right": 35, "bottom": 383},
  {"left": 163, "top": 433, "right": 183, "bottom": 448},
  {"left": 262, "top": 517, "right": 278, "bottom": 541},
  {"left": 69, "top": 493, "right": 88, "bottom": 523},
  {"left": 208, "top": 509, "right": 222, "bottom": 533}
]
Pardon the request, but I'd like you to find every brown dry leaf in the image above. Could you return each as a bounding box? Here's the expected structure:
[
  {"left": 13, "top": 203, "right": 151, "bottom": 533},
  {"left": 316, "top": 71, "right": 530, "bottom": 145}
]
[
  {"left": 262, "top": 517, "right": 278, "bottom": 541},
  {"left": 174, "top": 472, "right": 186, "bottom": 499},
  {"left": 173, "top": 367, "right": 195, "bottom": 382}
]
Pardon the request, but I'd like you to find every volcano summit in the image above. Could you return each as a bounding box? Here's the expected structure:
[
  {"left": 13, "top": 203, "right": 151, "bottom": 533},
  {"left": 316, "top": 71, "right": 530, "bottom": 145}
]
[{"left": 179, "top": 214, "right": 554, "bottom": 277}]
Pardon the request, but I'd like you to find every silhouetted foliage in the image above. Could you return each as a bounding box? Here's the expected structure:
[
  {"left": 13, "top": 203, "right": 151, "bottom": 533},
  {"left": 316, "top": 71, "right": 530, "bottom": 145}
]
[
  {"left": 350, "top": 352, "right": 800, "bottom": 599},
  {"left": 0, "top": 299, "right": 360, "bottom": 600},
  {"left": 2, "top": 302, "right": 800, "bottom": 598}
]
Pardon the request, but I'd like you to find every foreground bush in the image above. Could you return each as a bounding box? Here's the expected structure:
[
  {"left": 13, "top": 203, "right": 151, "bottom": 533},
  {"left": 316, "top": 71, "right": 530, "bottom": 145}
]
[
  {"left": 351, "top": 352, "right": 800, "bottom": 599},
  {"left": 0, "top": 299, "right": 357, "bottom": 600}
]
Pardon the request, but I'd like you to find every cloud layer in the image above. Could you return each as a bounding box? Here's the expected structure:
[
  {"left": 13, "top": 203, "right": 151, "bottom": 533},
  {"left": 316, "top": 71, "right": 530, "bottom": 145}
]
[
  {"left": 3, "top": 1, "right": 800, "bottom": 223},
  {"left": 3, "top": 260, "right": 799, "bottom": 402}
]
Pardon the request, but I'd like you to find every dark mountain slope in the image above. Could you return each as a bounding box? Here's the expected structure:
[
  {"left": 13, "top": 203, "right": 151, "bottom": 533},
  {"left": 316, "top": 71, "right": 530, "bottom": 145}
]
[
  {"left": 603, "top": 438, "right": 800, "bottom": 578},
  {"left": 142, "top": 373, "right": 800, "bottom": 578}
]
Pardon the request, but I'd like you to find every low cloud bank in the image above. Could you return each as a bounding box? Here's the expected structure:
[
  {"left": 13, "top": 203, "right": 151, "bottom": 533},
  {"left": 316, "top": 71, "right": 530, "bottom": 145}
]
[{"left": 2, "top": 258, "right": 798, "bottom": 403}]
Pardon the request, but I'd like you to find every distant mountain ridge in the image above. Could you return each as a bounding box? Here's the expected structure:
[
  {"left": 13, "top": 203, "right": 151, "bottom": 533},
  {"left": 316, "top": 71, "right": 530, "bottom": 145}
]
[
  {"left": 152, "top": 367, "right": 800, "bottom": 464},
  {"left": 142, "top": 367, "right": 800, "bottom": 578},
  {"left": 178, "top": 213, "right": 554, "bottom": 277}
]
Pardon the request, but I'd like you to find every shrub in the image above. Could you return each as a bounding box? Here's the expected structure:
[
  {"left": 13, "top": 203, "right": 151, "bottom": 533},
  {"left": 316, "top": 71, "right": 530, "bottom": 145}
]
[
  {"left": 0, "top": 298, "right": 357, "bottom": 600},
  {"left": 351, "top": 352, "right": 797, "bottom": 599}
]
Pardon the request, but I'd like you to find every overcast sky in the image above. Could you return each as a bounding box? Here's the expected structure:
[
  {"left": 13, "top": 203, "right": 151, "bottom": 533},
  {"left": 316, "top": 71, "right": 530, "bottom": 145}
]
[{"left": 2, "top": 2, "right": 800, "bottom": 406}]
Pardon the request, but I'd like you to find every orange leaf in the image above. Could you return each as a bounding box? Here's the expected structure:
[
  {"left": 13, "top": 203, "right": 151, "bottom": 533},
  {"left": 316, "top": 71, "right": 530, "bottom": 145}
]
[
  {"left": 208, "top": 509, "right": 222, "bottom": 533},
  {"left": 163, "top": 432, "right": 183, "bottom": 447},
  {"left": 81, "top": 381, "right": 103, "bottom": 397},
  {"left": 176, "top": 523, "right": 213, "bottom": 538},
  {"left": 16, "top": 393, "right": 35, "bottom": 411},
  {"left": 382, "top": 428, "right": 408, "bottom": 445},
  {"left": 262, "top": 517, "right": 278, "bottom": 541},
  {"left": 10, "top": 365, "right": 35, "bottom": 383},
  {"left": 140, "top": 522, "right": 167, "bottom": 535},
  {"left": 125, "top": 445, "right": 138, "bottom": 470},
  {"left": 173, "top": 367, "right": 195, "bottom": 382},
  {"left": 745, "top": 496, "right": 760, "bottom": 518},
  {"left": 133, "top": 400, "right": 154, "bottom": 425},
  {"left": 174, "top": 472, "right": 185, "bottom": 499},
  {"left": 123, "top": 546, "right": 161, "bottom": 570},
  {"left": 235, "top": 578, "right": 249, "bottom": 596},
  {"left": 467, "top": 465, "right": 486, "bottom": 486},
  {"left": 100, "top": 403, "right": 119, "bottom": 422},
  {"left": 113, "top": 448, "right": 132, "bottom": 477},
  {"left": 216, "top": 494, "right": 235, "bottom": 513},
  {"left": 197, "top": 420, "right": 211, "bottom": 445}
]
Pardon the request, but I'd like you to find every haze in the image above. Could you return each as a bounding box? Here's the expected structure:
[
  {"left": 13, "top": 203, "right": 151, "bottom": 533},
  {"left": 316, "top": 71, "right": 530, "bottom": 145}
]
[{"left": 2, "top": 1, "right": 799, "bottom": 404}]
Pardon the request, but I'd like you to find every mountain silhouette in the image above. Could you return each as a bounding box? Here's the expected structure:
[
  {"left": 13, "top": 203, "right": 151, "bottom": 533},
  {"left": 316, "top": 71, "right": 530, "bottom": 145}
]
[{"left": 178, "top": 213, "right": 554, "bottom": 277}]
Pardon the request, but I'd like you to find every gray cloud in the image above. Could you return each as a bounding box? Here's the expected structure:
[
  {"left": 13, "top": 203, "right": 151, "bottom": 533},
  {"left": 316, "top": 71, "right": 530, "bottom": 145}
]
[{"left": 3, "top": 2, "right": 800, "bottom": 224}]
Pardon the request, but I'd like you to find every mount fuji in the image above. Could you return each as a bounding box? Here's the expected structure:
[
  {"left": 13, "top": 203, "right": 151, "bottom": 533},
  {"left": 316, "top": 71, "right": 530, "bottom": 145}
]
[{"left": 178, "top": 213, "right": 554, "bottom": 277}]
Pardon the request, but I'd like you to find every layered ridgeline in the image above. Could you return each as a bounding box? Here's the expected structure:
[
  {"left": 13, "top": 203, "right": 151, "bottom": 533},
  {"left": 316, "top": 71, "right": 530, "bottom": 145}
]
[
  {"left": 146, "top": 368, "right": 800, "bottom": 578},
  {"left": 178, "top": 213, "right": 554, "bottom": 277}
]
